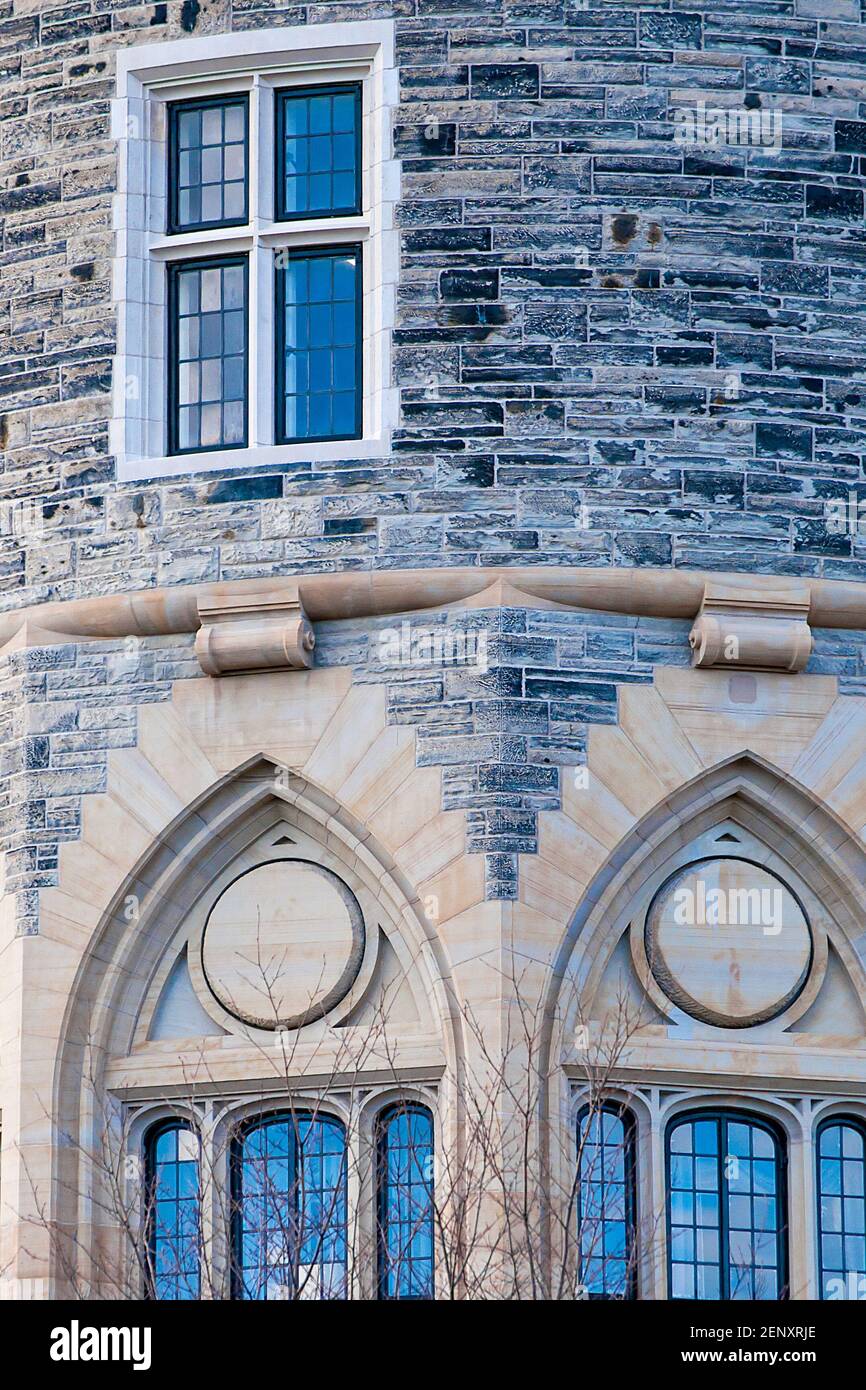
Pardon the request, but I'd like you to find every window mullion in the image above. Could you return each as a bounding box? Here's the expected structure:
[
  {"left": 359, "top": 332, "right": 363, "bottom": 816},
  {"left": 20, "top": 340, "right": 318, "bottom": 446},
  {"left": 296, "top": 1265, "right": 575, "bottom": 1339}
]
[
  {"left": 719, "top": 1117, "right": 730, "bottom": 1300},
  {"left": 250, "top": 244, "right": 274, "bottom": 448}
]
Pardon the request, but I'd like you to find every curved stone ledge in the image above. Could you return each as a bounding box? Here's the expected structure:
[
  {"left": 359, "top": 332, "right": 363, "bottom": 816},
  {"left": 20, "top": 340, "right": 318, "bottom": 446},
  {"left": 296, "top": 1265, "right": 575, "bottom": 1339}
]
[{"left": 2, "top": 565, "right": 865, "bottom": 675}]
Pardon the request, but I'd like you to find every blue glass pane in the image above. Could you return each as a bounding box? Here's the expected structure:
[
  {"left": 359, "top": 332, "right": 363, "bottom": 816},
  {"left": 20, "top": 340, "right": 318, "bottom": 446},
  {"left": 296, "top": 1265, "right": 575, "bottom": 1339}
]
[
  {"left": 172, "top": 259, "right": 247, "bottom": 452},
  {"left": 235, "top": 1114, "right": 347, "bottom": 1300},
  {"left": 577, "top": 1107, "right": 634, "bottom": 1298},
  {"left": 278, "top": 249, "right": 360, "bottom": 443},
  {"left": 379, "top": 1106, "right": 434, "bottom": 1300},
  {"left": 278, "top": 87, "right": 360, "bottom": 219},
  {"left": 147, "top": 1123, "right": 200, "bottom": 1300},
  {"left": 818, "top": 1122, "right": 866, "bottom": 1299},
  {"left": 667, "top": 1115, "right": 784, "bottom": 1302},
  {"left": 170, "top": 98, "right": 247, "bottom": 231}
]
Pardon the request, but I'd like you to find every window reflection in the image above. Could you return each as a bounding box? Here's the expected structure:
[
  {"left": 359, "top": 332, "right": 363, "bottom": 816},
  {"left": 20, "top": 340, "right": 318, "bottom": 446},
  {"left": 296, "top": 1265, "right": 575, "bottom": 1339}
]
[
  {"left": 233, "top": 1112, "right": 347, "bottom": 1300},
  {"left": 146, "top": 1121, "right": 201, "bottom": 1300},
  {"left": 577, "top": 1105, "right": 636, "bottom": 1298},
  {"left": 817, "top": 1118, "right": 866, "bottom": 1299},
  {"left": 667, "top": 1111, "right": 786, "bottom": 1300},
  {"left": 378, "top": 1104, "right": 435, "bottom": 1299}
]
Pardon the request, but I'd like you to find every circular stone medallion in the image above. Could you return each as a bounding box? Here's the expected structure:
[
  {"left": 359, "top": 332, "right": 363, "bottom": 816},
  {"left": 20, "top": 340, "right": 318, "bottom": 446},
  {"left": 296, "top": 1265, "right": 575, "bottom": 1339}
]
[
  {"left": 644, "top": 858, "right": 812, "bottom": 1028},
  {"left": 201, "top": 860, "right": 365, "bottom": 1030}
]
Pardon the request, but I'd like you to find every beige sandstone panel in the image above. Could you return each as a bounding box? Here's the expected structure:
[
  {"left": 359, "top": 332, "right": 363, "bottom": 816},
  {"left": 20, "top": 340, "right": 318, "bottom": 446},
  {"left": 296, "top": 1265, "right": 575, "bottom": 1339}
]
[
  {"left": 136, "top": 702, "right": 220, "bottom": 805},
  {"left": 334, "top": 723, "right": 417, "bottom": 821},
  {"left": 414, "top": 850, "right": 485, "bottom": 930},
  {"left": 818, "top": 764, "right": 866, "bottom": 841},
  {"left": 507, "top": 889, "right": 577, "bottom": 964},
  {"left": 653, "top": 667, "right": 837, "bottom": 771},
  {"left": 393, "top": 810, "right": 466, "bottom": 888},
  {"left": 617, "top": 683, "right": 704, "bottom": 787},
  {"left": 585, "top": 725, "right": 669, "bottom": 818},
  {"left": 200, "top": 860, "right": 364, "bottom": 1030},
  {"left": 560, "top": 765, "right": 636, "bottom": 851},
  {"left": 100, "top": 748, "right": 207, "bottom": 845},
  {"left": 537, "top": 808, "right": 610, "bottom": 886},
  {"left": 524, "top": 815, "right": 601, "bottom": 927},
  {"left": 79, "top": 794, "right": 163, "bottom": 872},
  {"left": 171, "top": 667, "right": 352, "bottom": 771},
  {"left": 790, "top": 697, "right": 866, "bottom": 801},
  {"left": 366, "top": 764, "right": 442, "bottom": 851},
  {"left": 301, "top": 682, "right": 388, "bottom": 794}
]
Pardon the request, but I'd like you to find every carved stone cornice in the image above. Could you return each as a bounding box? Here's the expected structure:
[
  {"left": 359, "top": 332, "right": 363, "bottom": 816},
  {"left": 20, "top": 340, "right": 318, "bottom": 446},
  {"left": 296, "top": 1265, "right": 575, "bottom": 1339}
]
[
  {"left": 0, "top": 565, "right": 861, "bottom": 676},
  {"left": 688, "top": 580, "right": 813, "bottom": 674}
]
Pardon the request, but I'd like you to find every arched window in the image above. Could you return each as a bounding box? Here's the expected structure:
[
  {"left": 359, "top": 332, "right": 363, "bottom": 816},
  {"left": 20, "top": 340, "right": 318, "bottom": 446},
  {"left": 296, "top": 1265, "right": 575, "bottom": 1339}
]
[
  {"left": 666, "top": 1110, "right": 787, "bottom": 1300},
  {"left": 145, "top": 1119, "right": 200, "bottom": 1300},
  {"left": 576, "top": 1103, "right": 637, "bottom": 1298},
  {"left": 816, "top": 1117, "right": 866, "bottom": 1300},
  {"left": 232, "top": 1111, "right": 347, "bottom": 1300},
  {"left": 377, "top": 1103, "right": 435, "bottom": 1300}
]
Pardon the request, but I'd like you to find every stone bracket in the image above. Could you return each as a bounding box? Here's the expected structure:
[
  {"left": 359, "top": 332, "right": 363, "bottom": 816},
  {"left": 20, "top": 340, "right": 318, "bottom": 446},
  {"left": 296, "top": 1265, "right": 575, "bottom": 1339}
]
[
  {"left": 195, "top": 590, "right": 315, "bottom": 677},
  {"left": 689, "top": 580, "right": 812, "bottom": 673}
]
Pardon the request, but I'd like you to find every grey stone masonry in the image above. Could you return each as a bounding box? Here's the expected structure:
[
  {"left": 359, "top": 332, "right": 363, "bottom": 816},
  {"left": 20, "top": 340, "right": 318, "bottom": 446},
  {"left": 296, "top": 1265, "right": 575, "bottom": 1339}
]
[
  {"left": 3, "top": 607, "right": 866, "bottom": 928},
  {"left": 2, "top": 3, "right": 866, "bottom": 600},
  {"left": 4, "top": 2, "right": 866, "bottom": 913}
]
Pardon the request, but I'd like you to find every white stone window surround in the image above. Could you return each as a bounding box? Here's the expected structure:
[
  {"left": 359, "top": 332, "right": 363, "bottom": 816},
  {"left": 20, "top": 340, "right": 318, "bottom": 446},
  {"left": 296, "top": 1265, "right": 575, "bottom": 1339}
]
[{"left": 111, "top": 22, "right": 399, "bottom": 482}]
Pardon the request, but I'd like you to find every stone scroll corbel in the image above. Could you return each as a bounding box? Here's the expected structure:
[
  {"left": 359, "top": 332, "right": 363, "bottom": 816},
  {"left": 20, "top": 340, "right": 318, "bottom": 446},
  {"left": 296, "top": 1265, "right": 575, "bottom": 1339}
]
[
  {"left": 194, "top": 588, "right": 315, "bottom": 677},
  {"left": 688, "top": 580, "right": 812, "bottom": 674}
]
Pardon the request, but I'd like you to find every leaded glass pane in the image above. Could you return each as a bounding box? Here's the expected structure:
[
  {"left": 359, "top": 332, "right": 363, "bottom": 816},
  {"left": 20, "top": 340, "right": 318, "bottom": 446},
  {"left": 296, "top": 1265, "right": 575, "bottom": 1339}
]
[
  {"left": 277, "top": 85, "right": 360, "bottom": 220},
  {"left": 577, "top": 1106, "right": 635, "bottom": 1298},
  {"left": 170, "top": 258, "right": 247, "bottom": 453},
  {"left": 667, "top": 1113, "right": 785, "bottom": 1301},
  {"left": 234, "top": 1113, "right": 347, "bottom": 1301},
  {"left": 818, "top": 1122, "right": 866, "bottom": 1299},
  {"left": 170, "top": 97, "right": 248, "bottom": 232},
  {"left": 277, "top": 247, "right": 360, "bottom": 443},
  {"left": 378, "top": 1105, "right": 434, "bottom": 1299},
  {"left": 147, "top": 1123, "right": 200, "bottom": 1300}
]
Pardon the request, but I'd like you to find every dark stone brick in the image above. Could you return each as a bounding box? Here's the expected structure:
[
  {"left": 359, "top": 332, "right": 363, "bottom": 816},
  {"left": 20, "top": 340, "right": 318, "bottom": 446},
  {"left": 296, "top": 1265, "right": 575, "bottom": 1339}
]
[
  {"left": 205, "top": 477, "right": 282, "bottom": 505},
  {"left": 836, "top": 121, "right": 866, "bottom": 154},
  {"left": 470, "top": 64, "right": 540, "bottom": 100},
  {"left": 440, "top": 268, "right": 500, "bottom": 301},
  {"left": 756, "top": 424, "right": 813, "bottom": 461},
  {"left": 806, "top": 184, "right": 864, "bottom": 222}
]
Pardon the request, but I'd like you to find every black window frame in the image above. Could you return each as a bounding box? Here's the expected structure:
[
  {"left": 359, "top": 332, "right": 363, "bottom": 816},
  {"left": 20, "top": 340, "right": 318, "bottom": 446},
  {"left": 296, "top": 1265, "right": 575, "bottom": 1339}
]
[
  {"left": 274, "top": 242, "right": 363, "bottom": 446},
  {"left": 274, "top": 82, "right": 362, "bottom": 224},
  {"left": 229, "top": 1109, "right": 349, "bottom": 1301},
  {"left": 376, "top": 1101, "right": 435, "bottom": 1302},
  {"left": 576, "top": 1101, "right": 638, "bottom": 1300},
  {"left": 815, "top": 1113, "right": 866, "bottom": 1301},
  {"left": 144, "top": 1117, "right": 201, "bottom": 1302},
  {"left": 167, "top": 93, "right": 250, "bottom": 236},
  {"left": 167, "top": 252, "right": 249, "bottom": 457},
  {"left": 665, "top": 1108, "right": 789, "bottom": 1302}
]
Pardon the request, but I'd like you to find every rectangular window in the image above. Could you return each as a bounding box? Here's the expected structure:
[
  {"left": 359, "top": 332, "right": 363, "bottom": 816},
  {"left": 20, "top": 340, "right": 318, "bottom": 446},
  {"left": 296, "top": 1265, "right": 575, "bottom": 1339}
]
[
  {"left": 276, "top": 246, "right": 361, "bottom": 443},
  {"left": 168, "top": 256, "right": 248, "bottom": 454},
  {"left": 168, "top": 95, "right": 248, "bottom": 233},
  {"left": 114, "top": 25, "right": 399, "bottom": 476},
  {"left": 275, "top": 84, "right": 361, "bottom": 221}
]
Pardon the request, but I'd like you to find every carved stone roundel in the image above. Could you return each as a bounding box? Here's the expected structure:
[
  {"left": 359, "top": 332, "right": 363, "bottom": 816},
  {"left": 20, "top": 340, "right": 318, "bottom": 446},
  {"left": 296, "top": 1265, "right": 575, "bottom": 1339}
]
[
  {"left": 644, "top": 857, "right": 813, "bottom": 1028},
  {"left": 200, "top": 859, "right": 365, "bottom": 1030}
]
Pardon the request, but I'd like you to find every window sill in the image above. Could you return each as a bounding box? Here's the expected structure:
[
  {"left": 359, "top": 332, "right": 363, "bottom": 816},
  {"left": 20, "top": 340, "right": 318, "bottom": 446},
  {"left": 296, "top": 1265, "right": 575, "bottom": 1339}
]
[
  {"left": 148, "top": 217, "right": 370, "bottom": 259},
  {"left": 117, "top": 436, "right": 390, "bottom": 481}
]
